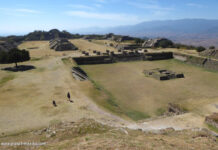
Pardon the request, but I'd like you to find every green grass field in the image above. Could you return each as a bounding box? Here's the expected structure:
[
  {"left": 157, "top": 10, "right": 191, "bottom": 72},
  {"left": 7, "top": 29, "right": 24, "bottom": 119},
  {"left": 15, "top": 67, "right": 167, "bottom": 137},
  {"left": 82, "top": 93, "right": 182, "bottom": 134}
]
[{"left": 81, "top": 59, "right": 218, "bottom": 120}]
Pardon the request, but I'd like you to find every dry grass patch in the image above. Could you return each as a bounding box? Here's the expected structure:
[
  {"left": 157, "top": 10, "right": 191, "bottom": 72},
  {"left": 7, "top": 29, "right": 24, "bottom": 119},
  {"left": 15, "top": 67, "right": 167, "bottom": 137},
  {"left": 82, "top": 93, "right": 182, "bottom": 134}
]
[
  {"left": 81, "top": 59, "right": 218, "bottom": 119},
  {"left": 0, "top": 74, "right": 15, "bottom": 87}
]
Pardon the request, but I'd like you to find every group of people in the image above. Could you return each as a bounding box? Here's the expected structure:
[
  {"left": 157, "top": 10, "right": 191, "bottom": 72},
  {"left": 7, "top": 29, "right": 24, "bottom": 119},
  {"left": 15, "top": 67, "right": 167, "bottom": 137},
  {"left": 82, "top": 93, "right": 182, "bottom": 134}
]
[{"left": 52, "top": 92, "right": 73, "bottom": 107}]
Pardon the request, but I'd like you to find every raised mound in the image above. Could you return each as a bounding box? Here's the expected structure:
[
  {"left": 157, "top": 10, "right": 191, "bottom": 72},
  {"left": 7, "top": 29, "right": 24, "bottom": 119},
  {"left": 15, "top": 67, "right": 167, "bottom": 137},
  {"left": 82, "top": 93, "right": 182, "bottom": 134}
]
[{"left": 49, "top": 38, "right": 78, "bottom": 51}]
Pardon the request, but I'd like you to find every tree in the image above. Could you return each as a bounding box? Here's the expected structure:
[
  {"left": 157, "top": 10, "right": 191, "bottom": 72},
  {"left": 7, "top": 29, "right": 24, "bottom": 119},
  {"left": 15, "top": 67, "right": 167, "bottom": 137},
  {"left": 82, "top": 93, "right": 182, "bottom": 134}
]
[
  {"left": 0, "top": 48, "right": 30, "bottom": 67},
  {"left": 196, "top": 46, "right": 206, "bottom": 52},
  {"left": 156, "top": 39, "right": 174, "bottom": 48},
  {"left": 209, "top": 46, "right": 215, "bottom": 49},
  {"left": 135, "top": 38, "right": 144, "bottom": 44},
  {"left": 0, "top": 51, "right": 9, "bottom": 63}
]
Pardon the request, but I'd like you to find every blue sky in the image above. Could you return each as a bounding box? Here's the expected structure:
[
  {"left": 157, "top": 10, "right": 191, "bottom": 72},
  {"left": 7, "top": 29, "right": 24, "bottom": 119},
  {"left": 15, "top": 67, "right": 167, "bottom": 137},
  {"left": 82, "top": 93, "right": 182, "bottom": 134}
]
[{"left": 0, "top": 0, "right": 218, "bottom": 35}]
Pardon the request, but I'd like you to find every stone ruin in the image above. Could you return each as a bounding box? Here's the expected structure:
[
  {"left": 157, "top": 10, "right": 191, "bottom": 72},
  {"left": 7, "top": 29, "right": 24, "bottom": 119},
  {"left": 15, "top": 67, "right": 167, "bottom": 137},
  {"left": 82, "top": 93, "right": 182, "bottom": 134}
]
[
  {"left": 82, "top": 51, "right": 90, "bottom": 56},
  {"left": 200, "top": 49, "right": 218, "bottom": 60},
  {"left": 72, "top": 67, "right": 88, "bottom": 81},
  {"left": 103, "top": 33, "right": 135, "bottom": 42},
  {"left": 142, "top": 38, "right": 167, "bottom": 48},
  {"left": 73, "top": 52, "right": 174, "bottom": 65},
  {"left": 144, "top": 68, "right": 184, "bottom": 80},
  {"left": 174, "top": 52, "right": 218, "bottom": 71},
  {"left": 116, "top": 44, "right": 142, "bottom": 51},
  {"left": 49, "top": 38, "right": 78, "bottom": 51}
]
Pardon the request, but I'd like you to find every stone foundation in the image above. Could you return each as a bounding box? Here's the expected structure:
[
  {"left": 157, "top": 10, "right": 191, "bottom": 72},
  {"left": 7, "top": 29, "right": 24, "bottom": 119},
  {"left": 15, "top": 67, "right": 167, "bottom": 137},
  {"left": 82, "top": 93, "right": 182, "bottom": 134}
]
[{"left": 144, "top": 68, "right": 184, "bottom": 81}]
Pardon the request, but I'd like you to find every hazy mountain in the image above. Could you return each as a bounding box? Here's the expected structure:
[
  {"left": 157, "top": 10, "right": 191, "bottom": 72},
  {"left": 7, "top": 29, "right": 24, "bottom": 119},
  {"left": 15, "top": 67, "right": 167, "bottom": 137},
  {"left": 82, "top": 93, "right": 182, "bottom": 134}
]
[{"left": 89, "top": 19, "right": 218, "bottom": 47}]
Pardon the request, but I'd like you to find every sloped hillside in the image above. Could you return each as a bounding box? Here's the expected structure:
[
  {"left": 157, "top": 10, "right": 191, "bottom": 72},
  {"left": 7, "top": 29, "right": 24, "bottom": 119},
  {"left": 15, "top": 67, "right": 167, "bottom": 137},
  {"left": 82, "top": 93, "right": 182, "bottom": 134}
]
[{"left": 0, "top": 119, "right": 217, "bottom": 150}]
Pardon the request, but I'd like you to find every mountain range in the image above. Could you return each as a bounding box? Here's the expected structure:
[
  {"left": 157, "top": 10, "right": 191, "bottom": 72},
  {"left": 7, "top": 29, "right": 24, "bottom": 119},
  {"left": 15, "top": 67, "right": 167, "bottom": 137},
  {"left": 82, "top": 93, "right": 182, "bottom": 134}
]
[{"left": 77, "top": 19, "right": 218, "bottom": 47}]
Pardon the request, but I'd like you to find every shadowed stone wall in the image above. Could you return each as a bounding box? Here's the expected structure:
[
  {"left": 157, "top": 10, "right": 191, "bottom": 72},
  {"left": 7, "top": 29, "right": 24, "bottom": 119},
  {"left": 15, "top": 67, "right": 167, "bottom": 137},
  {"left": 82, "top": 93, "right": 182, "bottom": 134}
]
[
  {"left": 73, "top": 52, "right": 173, "bottom": 65},
  {"left": 173, "top": 52, "right": 218, "bottom": 71}
]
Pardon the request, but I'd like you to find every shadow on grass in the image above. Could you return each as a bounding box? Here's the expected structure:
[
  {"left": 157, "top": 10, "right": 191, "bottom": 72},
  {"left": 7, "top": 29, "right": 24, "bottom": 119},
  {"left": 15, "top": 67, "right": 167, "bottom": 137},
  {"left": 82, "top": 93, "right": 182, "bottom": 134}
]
[{"left": 2, "top": 65, "right": 36, "bottom": 72}]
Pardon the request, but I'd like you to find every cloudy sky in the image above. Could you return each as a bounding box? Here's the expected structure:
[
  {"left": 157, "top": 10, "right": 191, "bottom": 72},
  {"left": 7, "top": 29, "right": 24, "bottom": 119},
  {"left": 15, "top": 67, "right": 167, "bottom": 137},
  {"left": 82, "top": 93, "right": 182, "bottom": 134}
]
[{"left": 0, "top": 0, "right": 217, "bottom": 35}]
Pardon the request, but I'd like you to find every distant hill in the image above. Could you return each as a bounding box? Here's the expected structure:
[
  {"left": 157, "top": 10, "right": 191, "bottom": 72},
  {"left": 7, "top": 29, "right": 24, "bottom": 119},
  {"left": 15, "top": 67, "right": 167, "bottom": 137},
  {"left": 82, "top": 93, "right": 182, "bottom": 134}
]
[
  {"left": 25, "top": 29, "right": 82, "bottom": 41},
  {"left": 0, "top": 29, "right": 83, "bottom": 43},
  {"left": 2, "top": 19, "right": 218, "bottom": 47},
  {"left": 0, "top": 40, "right": 17, "bottom": 52},
  {"left": 99, "top": 19, "right": 218, "bottom": 47}
]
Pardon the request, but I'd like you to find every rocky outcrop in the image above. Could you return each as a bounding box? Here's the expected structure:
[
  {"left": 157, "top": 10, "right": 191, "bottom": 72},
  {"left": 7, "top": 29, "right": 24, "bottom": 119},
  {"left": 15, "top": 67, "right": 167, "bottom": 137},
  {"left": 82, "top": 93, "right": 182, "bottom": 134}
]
[
  {"left": 200, "top": 49, "right": 218, "bottom": 60},
  {"left": 166, "top": 103, "right": 186, "bottom": 116},
  {"left": 205, "top": 113, "right": 218, "bottom": 129},
  {"left": 49, "top": 38, "right": 78, "bottom": 51}
]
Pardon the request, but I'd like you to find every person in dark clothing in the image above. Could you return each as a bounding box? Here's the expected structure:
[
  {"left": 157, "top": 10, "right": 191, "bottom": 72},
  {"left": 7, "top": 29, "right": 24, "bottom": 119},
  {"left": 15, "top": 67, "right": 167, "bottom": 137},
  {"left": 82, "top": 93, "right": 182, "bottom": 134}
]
[
  {"left": 67, "top": 92, "right": 70, "bottom": 101},
  {"left": 52, "top": 100, "right": 57, "bottom": 107},
  {"left": 67, "top": 92, "right": 74, "bottom": 103}
]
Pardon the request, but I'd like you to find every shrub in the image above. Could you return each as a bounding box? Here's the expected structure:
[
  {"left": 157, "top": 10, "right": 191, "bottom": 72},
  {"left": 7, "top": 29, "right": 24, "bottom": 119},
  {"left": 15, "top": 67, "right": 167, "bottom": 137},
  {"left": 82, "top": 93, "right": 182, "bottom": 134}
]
[
  {"left": 135, "top": 38, "right": 144, "bottom": 44},
  {"left": 156, "top": 39, "right": 174, "bottom": 48},
  {"left": 0, "top": 48, "right": 30, "bottom": 67},
  {"left": 209, "top": 46, "right": 215, "bottom": 49},
  {"left": 196, "top": 46, "right": 206, "bottom": 52}
]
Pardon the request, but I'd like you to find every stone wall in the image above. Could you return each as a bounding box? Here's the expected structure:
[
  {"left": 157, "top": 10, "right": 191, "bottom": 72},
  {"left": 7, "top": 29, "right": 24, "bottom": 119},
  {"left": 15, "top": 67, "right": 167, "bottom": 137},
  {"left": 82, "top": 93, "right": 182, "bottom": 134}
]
[
  {"left": 116, "top": 44, "right": 141, "bottom": 51},
  {"left": 144, "top": 52, "right": 173, "bottom": 61},
  {"left": 173, "top": 52, "right": 218, "bottom": 71},
  {"left": 73, "top": 52, "right": 173, "bottom": 65},
  {"left": 73, "top": 56, "right": 114, "bottom": 65},
  {"left": 113, "top": 53, "right": 143, "bottom": 62}
]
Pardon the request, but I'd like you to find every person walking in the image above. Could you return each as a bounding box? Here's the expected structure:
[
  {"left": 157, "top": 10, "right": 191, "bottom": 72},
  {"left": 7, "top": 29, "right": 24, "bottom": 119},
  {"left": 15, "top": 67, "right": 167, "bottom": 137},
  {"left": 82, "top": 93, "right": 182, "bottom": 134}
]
[
  {"left": 52, "top": 100, "right": 57, "bottom": 107},
  {"left": 67, "top": 92, "right": 70, "bottom": 101}
]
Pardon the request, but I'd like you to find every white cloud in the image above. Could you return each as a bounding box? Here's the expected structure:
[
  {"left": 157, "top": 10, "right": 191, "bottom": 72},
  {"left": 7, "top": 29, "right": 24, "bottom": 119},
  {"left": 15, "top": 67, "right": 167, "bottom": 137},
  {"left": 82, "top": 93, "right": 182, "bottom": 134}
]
[
  {"left": 95, "top": 0, "right": 107, "bottom": 3},
  {"left": 128, "top": 1, "right": 173, "bottom": 11},
  {"left": 0, "top": 8, "right": 41, "bottom": 15},
  {"left": 187, "top": 3, "right": 204, "bottom": 8},
  {"left": 65, "top": 10, "right": 140, "bottom": 22},
  {"left": 94, "top": 4, "right": 102, "bottom": 8},
  {"left": 68, "top": 4, "right": 95, "bottom": 11},
  {"left": 14, "top": 9, "right": 41, "bottom": 14}
]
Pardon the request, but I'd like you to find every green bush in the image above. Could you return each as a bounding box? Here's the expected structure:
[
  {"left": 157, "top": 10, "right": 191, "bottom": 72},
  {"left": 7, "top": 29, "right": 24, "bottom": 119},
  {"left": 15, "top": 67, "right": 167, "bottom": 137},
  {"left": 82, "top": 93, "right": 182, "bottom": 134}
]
[
  {"left": 0, "top": 48, "right": 30, "bottom": 67},
  {"left": 155, "top": 39, "right": 173, "bottom": 48},
  {"left": 196, "top": 46, "right": 206, "bottom": 52},
  {"left": 135, "top": 38, "right": 144, "bottom": 44},
  {"left": 209, "top": 46, "right": 215, "bottom": 49}
]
